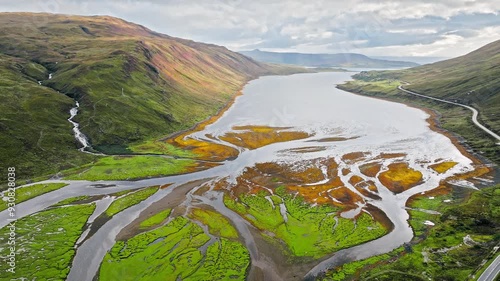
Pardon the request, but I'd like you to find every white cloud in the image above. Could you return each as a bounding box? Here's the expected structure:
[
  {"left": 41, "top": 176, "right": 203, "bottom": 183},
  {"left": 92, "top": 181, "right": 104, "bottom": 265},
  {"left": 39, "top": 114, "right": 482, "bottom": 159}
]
[{"left": 0, "top": 0, "right": 498, "bottom": 58}]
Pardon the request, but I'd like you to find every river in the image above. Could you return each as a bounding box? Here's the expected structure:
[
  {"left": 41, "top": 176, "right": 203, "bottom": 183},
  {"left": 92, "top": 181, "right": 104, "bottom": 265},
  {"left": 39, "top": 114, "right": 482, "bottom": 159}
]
[{"left": 0, "top": 72, "right": 476, "bottom": 281}]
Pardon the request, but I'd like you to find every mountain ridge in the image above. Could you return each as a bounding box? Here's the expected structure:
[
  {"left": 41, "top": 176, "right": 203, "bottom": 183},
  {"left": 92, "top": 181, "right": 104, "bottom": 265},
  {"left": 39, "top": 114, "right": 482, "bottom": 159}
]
[
  {"left": 240, "top": 49, "right": 419, "bottom": 68},
  {"left": 0, "top": 12, "right": 307, "bottom": 180}
]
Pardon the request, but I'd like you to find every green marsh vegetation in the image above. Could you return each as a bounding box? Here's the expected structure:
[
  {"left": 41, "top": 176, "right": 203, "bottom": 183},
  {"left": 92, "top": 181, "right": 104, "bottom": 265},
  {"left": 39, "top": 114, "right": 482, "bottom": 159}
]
[
  {"left": 99, "top": 216, "right": 250, "bottom": 281},
  {"left": 63, "top": 155, "right": 196, "bottom": 181},
  {"left": 224, "top": 186, "right": 387, "bottom": 259},
  {"left": 318, "top": 184, "right": 500, "bottom": 281},
  {"left": 139, "top": 208, "right": 172, "bottom": 229},
  {"left": 52, "top": 195, "right": 91, "bottom": 207},
  {"left": 104, "top": 186, "right": 159, "bottom": 217},
  {"left": 0, "top": 204, "right": 95, "bottom": 280},
  {"left": 0, "top": 183, "right": 67, "bottom": 211},
  {"left": 189, "top": 208, "right": 239, "bottom": 239}
]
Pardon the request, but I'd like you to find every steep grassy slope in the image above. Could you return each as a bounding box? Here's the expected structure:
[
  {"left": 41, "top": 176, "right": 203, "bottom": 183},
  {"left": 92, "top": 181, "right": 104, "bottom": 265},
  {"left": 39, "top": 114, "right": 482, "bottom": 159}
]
[
  {"left": 0, "top": 13, "right": 305, "bottom": 181},
  {"left": 0, "top": 53, "right": 96, "bottom": 179},
  {"left": 240, "top": 49, "right": 419, "bottom": 68}
]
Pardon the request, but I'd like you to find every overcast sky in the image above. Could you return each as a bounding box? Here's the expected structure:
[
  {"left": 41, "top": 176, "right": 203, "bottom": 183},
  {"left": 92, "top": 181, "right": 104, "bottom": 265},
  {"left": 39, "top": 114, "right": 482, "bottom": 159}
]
[{"left": 1, "top": 0, "right": 499, "bottom": 57}]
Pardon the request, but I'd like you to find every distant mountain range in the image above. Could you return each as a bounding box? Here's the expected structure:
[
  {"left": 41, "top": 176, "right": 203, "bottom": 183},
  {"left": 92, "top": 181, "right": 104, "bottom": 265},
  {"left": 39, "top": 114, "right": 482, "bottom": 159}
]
[
  {"left": 371, "top": 56, "right": 448, "bottom": 65},
  {"left": 239, "top": 49, "right": 420, "bottom": 68}
]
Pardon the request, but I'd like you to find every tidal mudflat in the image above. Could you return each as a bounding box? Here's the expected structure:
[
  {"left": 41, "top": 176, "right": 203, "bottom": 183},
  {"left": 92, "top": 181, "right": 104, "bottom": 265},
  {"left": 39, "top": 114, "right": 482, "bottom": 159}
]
[{"left": 0, "top": 72, "right": 493, "bottom": 281}]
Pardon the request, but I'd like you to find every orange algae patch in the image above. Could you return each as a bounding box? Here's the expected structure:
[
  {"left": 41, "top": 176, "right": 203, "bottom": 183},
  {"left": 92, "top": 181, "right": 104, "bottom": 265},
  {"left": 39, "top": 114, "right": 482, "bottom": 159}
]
[
  {"left": 359, "top": 162, "right": 382, "bottom": 177},
  {"left": 430, "top": 161, "right": 457, "bottom": 174},
  {"left": 341, "top": 152, "right": 370, "bottom": 164},
  {"left": 378, "top": 163, "right": 423, "bottom": 193},
  {"left": 254, "top": 162, "right": 326, "bottom": 185},
  {"left": 318, "top": 158, "right": 339, "bottom": 178},
  {"left": 162, "top": 91, "right": 243, "bottom": 161},
  {"left": 327, "top": 186, "right": 364, "bottom": 207},
  {"left": 167, "top": 136, "right": 239, "bottom": 161},
  {"left": 375, "top": 153, "right": 406, "bottom": 160},
  {"left": 349, "top": 176, "right": 380, "bottom": 200},
  {"left": 447, "top": 164, "right": 491, "bottom": 183},
  {"left": 342, "top": 168, "right": 351, "bottom": 176},
  {"left": 219, "top": 126, "right": 311, "bottom": 150},
  {"left": 349, "top": 175, "right": 364, "bottom": 186},
  {"left": 287, "top": 176, "right": 344, "bottom": 204}
]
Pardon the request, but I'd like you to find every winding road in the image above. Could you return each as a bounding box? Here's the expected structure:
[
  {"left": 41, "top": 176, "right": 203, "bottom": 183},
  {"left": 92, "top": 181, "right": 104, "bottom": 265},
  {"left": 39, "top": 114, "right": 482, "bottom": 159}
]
[
  {"left": 478, "top": 254, "right": 500, "bottom": 281},
  {"left": 398, "top": 85, "right": 500, "bottom": 145}
]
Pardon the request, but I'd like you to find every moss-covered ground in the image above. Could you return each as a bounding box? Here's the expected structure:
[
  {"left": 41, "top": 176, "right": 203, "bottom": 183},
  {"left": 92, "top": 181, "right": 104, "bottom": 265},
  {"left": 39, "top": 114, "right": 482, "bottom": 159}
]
[
  {"left": 63, "top": 156, "right": 196, "bottom": 181},
  {"left": 189, "top": 208, "right": 239, "bottom": 239},
  {"left": 0, "top": 204, "right": 95, "bottom": 280},
  {"left": 224, "top": 186, "right": 387, "bottom": 259},
  {"left": 318, "top": 184, "right": 500, "bottom": 280},
  {"left": 52, "top": 195, "right": 91, "bottom": 207},
  {"left": 0, "top": 183, "right": 67, "bottom": 211},
  {"left": 105, "top": 186, "right": 159, "bottom": 217},
  {"left": 99, "top": 216, "right": 250, "bottom": 281},
  {"left": 139, "top": 208, "right": 172, "bottom": 229}
]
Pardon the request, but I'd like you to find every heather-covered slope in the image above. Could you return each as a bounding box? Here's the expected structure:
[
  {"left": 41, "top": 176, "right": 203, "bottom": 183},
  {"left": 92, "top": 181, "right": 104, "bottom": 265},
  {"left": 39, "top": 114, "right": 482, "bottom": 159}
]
[{"left": 0, "top": 13, "right": 305, "bottom": 180}]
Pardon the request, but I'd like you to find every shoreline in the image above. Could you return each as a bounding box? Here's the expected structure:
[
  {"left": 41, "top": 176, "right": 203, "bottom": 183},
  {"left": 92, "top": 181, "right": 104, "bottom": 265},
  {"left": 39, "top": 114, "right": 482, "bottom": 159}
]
[{"left": 335, "top": 84, "right": 494, "bottom": 172}]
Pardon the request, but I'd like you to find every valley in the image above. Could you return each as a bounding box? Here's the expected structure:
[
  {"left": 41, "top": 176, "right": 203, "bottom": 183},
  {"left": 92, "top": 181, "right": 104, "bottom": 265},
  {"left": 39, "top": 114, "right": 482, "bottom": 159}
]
[
  {"left": 1, "top": 71, "right": 497, "bottom": 281},
  {"left": 0, "top": 12, "right": 498, "bottom": 281}
]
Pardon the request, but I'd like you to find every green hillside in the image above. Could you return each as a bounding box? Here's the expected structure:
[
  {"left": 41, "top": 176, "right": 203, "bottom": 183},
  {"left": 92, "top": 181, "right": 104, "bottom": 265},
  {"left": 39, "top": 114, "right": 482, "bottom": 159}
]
[{"left": 0, "top": 13, "right": 305, "bottom": 181}]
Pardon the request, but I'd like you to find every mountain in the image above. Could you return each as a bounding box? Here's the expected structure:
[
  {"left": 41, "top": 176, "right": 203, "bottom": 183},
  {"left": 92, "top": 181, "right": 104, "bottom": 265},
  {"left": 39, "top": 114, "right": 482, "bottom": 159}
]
[
  {"left": 371, "top": 56, "right": 448, "bottom": 65},
  {"left": 353, "top": 39, "right": 500, "bottom": 132},
  {"left": 239, "top": 49, "right": 419, "bottom": 68},
  {"left": 0, "top": 13, "right": 306, "bottom": 179}
]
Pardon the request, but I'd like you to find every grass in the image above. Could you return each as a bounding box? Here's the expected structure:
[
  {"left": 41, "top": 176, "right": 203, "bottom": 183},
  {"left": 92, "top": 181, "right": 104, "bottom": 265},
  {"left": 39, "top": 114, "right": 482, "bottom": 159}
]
[
  {"left": 63, "top": 155, "right": 196, "bottom": 181},
  {"left": 0, "top": 183, "right": 67, "bottom": 211},
  {"left": 0, "top": 204, "right": 95, "bottom": 280},
  {"left": 0, "top": 53, "right": 96, "bottom": 184},
  {"left": 184, "top": 238, "right": 250, "bottom": 281},
  {"left": 317, "top": 184, "right": 500, "bottom": 280},
  {"left": 99, "top": 216, "right": 250, "bottom": 281},
  {"left": 224, "top": 186, "right": 387, "bottom": 259},
  {"left": 52, "top": 195, "right": 91, "bottom": 207},
  {"left": 129, "top": 139, "right": 196, "bottom": 158},
  {"left": 139, "top": 208, "right": 171, "bottom": 229},
  {"left": 105, "top": 186, "right": 159, "bottom": 217},
  {"left": 189, "top": 208, "right": 239, "bottom": 239}
]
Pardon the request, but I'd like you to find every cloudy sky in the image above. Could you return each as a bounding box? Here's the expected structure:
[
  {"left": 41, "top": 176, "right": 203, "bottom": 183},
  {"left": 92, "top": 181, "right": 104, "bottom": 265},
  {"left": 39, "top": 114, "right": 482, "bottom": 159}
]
[{"left": 0, "top": 0, "right": 499, "bottom": 58}]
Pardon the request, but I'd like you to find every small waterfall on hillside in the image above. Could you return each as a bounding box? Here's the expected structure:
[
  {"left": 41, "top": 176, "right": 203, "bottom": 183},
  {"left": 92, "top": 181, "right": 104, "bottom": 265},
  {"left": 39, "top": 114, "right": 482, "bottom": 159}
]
[{"left": 68, "top": 101, "right": 91, "bottom": 152}]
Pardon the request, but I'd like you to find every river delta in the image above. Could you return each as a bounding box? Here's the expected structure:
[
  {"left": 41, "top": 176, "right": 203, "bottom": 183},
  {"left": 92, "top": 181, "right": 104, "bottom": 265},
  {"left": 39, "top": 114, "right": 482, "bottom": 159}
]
[{"left": 0, "top": 72, "right": 496, "bottom": 281}]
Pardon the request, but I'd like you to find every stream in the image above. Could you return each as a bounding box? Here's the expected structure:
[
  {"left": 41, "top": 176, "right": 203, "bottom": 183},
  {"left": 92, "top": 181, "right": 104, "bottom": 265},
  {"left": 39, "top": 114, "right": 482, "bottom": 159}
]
[{"left": 68, "top": 101, "right": 91, "bottom": 152}]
